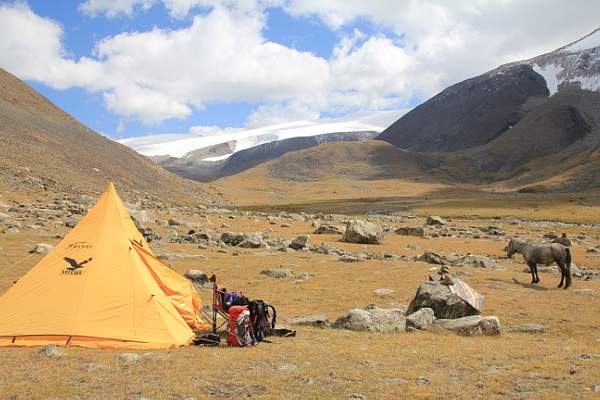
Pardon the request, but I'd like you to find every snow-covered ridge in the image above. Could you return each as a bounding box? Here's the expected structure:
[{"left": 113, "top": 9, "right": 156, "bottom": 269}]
[
  {"left": 120, "top": 109, "right": 409, "bottom": 160},
  {"left": 528, "top": 28, "right": 600, "bottom": 95}
]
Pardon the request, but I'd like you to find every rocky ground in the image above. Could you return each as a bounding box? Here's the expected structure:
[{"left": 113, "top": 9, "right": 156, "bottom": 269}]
[{"left": 1, "top": 187, "right": 600, "bottom": 399}]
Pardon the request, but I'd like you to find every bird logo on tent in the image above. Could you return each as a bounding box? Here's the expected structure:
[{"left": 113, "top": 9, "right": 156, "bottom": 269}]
[{"left": 63, "top": 257, "right": 93, "bottom": 270}]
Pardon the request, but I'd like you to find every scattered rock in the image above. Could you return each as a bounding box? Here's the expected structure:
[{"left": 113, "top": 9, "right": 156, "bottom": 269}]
[
  {"left": 455, "top": 255, "right": 499, "bottom": 269},
  {"left": 184, "top": 269, "right": 210, "bottom": 291},
  {"left": 85, "top": 363, "right": 101, "bottom": 373},
  {"left": 406, "top": 308, "right": 435, "bottom": 331},
  {"left": 287, "top": 314, "right": 331, "bottom": 328},
  {"left": 333, "top": 304, "right": 405, "bottom": 333},
  {"left": 260, "top": 268, "right": 294, "bottom": 279},
  {"left": 433, "top": 315, "right": 483, "bottom": 335},
  {"left": 395, "top": 226, "right": 425, "bottom": 237},
  {"left": 238, "top": 232, "right": 264, "bottom": 248},
  {"left": 479, "top": 316, "right": 501, "bottom": 336},
  {"left": 313, "top": 224, "right": 344, "bottom": 234},
  {"left": 40, "top": 344, "right": 62, "bottom": 359},
  {"left": 30, "top": 243, "right": 53, "bottom": 254},
  {"left": 167, "top": 218, "right": 182, "bottom": 226},
  {"left": 277, "top": 363, "right": 298, "bottom": 373},
  {"left": 289, "top": 234, "right": 310, "bottom": 250},
  {"left": 220, "top": 232, "right": 244, "bottom": 246},
  {"left": 118, "top": 353, "right": 141, "bottom": 363},
  {"left": 416, "top": 376, "right": 431, "bottom": 385},
  {"left": 572, "top": 288, "right": 596, "bottom": 296},
  {"left": 417, "top": 251, "right": 448, "bottom": 265},
  {"left": 425, "top": 216, "right": 446, "bottom": 226},
  {"left": 407, "top": 281, "right": 480, "bottom": 319},
  {"left": 341, "top": 220, "right": 384, "bottom": 245},
  {"left": 374, "top": 288, "right": 394, "bottom": 296}
]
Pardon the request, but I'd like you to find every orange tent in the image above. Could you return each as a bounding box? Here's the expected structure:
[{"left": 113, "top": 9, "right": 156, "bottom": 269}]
[{"left": 0, "top": 183, "right": 208, "bottom": 349}]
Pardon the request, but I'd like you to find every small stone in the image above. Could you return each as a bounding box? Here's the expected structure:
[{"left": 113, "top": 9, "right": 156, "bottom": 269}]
[
  {"left": 416, "top": 376, "right": 431, "bottom": 385},
  {"left": 346, "top": 394, "right": 365, "bottom": 400},
  {"left": 286, "top": 315, "right": 331, "bottom": 328},
  {"left": 85, "top": 363, "right": 101, "bottom": 373},
  {"left": 31, "top": 243, "right": 53, "bottom": 254},
  {"left": 277, "top": 363, "right": 298, "bottom": 372},
  {"left": 479, "top": 316, "right": 501, "bottom": 336},
  {"left": 374, "top": 288, "right": 394, "bottom": 296},
  {"left": 260, "top": 268, "right": 294, "bottom": 279},
  {"left": 118, "top": 353, "right": 141, "bottom": 363},
  {"left": 503, "top": 324, "right": 548, "bottom": 334},
  {"left": 289, "top": 234, "right": 310, "bottom": 250},
  {"left": 425, "top": 216, "right": 446, "bottom": 226},
  {"left": 40, "top": 344, "right": 62, "bottom": 359}
]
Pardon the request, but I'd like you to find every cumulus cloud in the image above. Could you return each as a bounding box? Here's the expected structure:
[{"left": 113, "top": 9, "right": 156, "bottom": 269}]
[{"left": 2, "top": 1, "right": 600, "bottom": 130}]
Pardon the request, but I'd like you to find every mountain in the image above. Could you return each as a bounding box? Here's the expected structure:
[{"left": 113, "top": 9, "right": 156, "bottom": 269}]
[
  {"left": 376, "top": 28, "right": 600, "bottom": 191},
  {"left": 156, "top": 130, "right": 378, "bottom": 181},
  {"left": 0, "top": 68, "right": 208, "bottom": 200},
  {"left": 120, "top": 109, "right": 408, "bottom": 161},
  {"left": 378, "top": 28, "right": 600, "bottom": 152}
]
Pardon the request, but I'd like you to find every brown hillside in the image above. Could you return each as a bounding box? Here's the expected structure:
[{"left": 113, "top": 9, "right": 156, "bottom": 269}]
[{"left": 0, "top": 68, "right": 208, "bottom": 202}]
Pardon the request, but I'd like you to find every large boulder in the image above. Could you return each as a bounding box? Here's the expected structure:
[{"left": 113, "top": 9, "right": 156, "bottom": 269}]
[
  {"left": 455, "top": 255, "right": 499, "bottom": 269},
  {"left": 417, "top": 251, "right": 448, "bottom": 265},
  {"left": 333, "top": 304, "right": 405, "bottom": 332},
  {"left": 407, "top": 281, "right": 480, "bottom": 319},
  {"left": 341, "top": 220, "right": 384, "bottom": 245}
]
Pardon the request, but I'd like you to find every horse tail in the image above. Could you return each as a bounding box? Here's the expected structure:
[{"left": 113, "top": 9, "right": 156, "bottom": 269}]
[{"left": 565, "top": 247, "right": 572, "bottom": 287}]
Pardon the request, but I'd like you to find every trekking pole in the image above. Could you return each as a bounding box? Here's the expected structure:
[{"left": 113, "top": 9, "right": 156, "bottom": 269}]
[{"left": 210, "top": 274, "right": 218, "bottom": 334}]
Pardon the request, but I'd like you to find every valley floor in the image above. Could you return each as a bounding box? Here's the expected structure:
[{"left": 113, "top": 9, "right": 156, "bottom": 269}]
[{"left": 1, "top": 185, "right": 600, "bottom": 399}]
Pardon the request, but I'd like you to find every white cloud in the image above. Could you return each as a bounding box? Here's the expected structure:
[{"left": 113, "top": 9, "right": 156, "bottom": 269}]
[{"left": 2, "top": 1, "right": 600, "bottom": 131}]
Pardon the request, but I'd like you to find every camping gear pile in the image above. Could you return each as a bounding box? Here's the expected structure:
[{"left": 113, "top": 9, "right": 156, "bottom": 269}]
[{"left": 195, "top": 275, "right": 294, "bottom": 347}]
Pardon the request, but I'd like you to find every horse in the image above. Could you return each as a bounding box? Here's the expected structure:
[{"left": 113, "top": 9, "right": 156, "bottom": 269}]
[{"left": 506, "top": 238, "right": 572, "bottom": 289}]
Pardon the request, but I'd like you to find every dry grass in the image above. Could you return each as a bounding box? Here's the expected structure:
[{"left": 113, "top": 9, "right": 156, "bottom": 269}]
[{"left": 1, "top": 186, "right": 600, "bottom": 399}]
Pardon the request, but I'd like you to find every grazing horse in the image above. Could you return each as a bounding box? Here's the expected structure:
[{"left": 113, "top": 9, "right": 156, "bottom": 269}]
[{"left": 507, "top": 238, "right": 572, "bottom": 289}]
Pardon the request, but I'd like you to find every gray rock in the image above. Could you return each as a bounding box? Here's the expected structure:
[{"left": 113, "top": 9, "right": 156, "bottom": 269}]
[
  {"left": 220, "top": 231, "right": 244, "bottom": 246},
  {"left": 417, "top": 250, "right": 448, "bottom": 265},
  {"left": 333, "top": 304, "right": 405, "bottom": 333},
  {"left": 238, "top": 232, "right": 264, "bottom": 248},
  {"left": 374, "top": 288, "right": 394, "bottom": 296},
  {"left": 407, "top": 281, "right": 480, "bottom": 319},
  {"left": 118, "top": 353, "right": 141, "bottom": 363},
  {"left": 433, "top": 315, "right": 483, "bottom": 335},
  {"left": 167, "top": 218, "right": 182, "bottom": 226},
  {"left": 479, "top": 316, "right": 501, "bottom": 335},
  {"left": 455, "top": 254, "right": 498, "bottom": 269},
  {"left": 406, "top": 308, "right": 435, "bottom": 331},
  {"left": 40, "top": 344, "right": 62, "bottom": 359},
  {"left": 341, "top": 220, "right": 384, "bottom": 245},
  {"left": 30, "top": 243, "right": 53, "bottom": 254},
  {"left": 313, "top": 224, "right": 344, "bottom": 234},
  {"left": 184, "top": 269, "right": 210, "bottom": 292},
  {"left": 395, "top": 226, "right": 425, "bottom": 237},
  {"left": 85, "top": 363, "right": 101, "bottom": 373},
  {"left": 425, "top": 216, "right": 446, "bottom": 226},
  {"left": 289, "top": 234, "right": 310, "bottom": 250},
  {"left": 286, "top": 314, "right": 330, "bottom": 328},
  {"left": 260, "top": 268, "right": 294, "bottom": 279}
]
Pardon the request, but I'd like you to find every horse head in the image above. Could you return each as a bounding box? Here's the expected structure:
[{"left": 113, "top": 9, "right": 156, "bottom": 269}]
[{"left": 507, "top": 238, "right": 517, "bottom": 258}]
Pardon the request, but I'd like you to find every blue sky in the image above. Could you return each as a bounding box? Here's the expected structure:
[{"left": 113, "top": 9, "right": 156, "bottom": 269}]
[
  {"left": 5, "top": 1, "right": 408, "bottom": 139},
  {"left": 1, "top": 1, "right": 599, "bottom": 140}
]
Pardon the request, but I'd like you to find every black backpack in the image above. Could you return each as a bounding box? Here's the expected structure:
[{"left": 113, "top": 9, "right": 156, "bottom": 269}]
[{"left": 248, "top": 300, "right": 276, "bottom": 342}]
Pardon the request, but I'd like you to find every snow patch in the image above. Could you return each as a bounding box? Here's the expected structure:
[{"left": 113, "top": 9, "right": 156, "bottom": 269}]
[
  {"left": 532, "top": 63, "right": 562, "bottom": 96},
  {"left": 563, "top": 29, "right": 600, "bottom": 52},
  {"left": 120, "top": 109, "right": 411, "bottom": 160}
]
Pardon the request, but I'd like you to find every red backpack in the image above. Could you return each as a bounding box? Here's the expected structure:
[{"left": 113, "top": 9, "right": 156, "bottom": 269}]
[{"left": 226, "top": 306, "right": 257, "bottom": 347}]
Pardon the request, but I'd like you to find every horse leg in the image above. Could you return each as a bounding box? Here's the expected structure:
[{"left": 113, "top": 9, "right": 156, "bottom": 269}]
[
  {"left": 528, "top": 262, "right": 537, "bottom": 284},
  {"left": 534, "top": 264, "right": 540, "bottom": 283},
  {"left": 557, "top": 262, "right": 565, "bottom": 288}
]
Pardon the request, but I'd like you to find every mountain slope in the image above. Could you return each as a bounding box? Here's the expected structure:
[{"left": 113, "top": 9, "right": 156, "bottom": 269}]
[
  {"left": 378, "top": 28, "right": 600, "bottom": 154},
  {"left": 0, "top": 68, "right": 207, "bottom": 200},
  {"left": 157, "top": 130, "right": 378, "bottom": 181}
]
